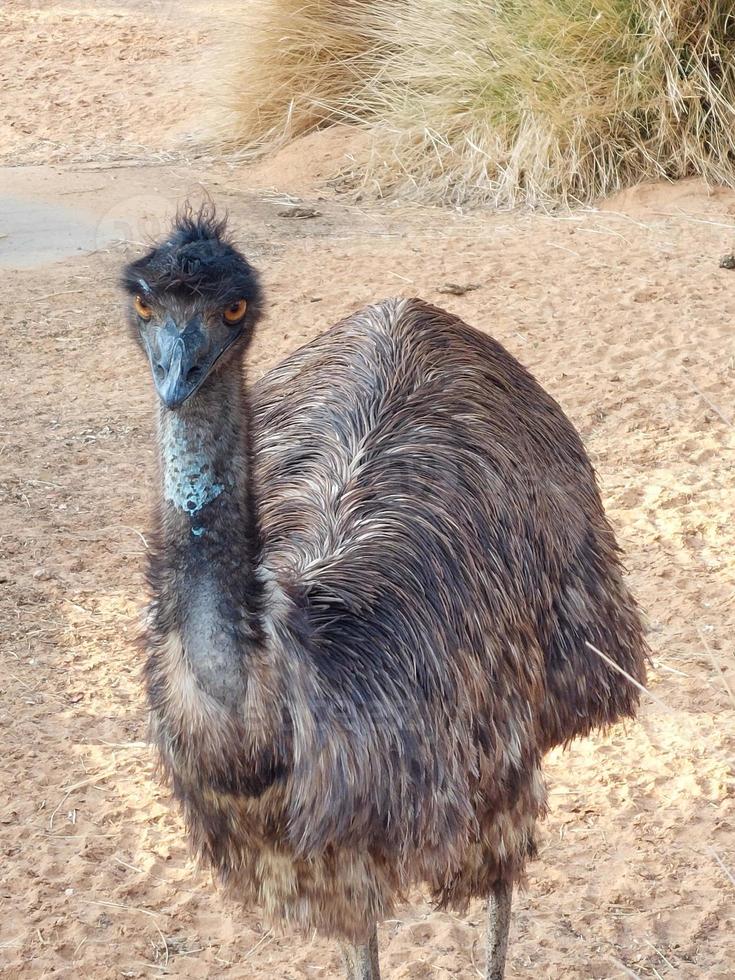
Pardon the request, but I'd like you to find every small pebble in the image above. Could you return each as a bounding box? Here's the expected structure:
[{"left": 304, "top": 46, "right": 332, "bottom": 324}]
[
  {"left": 437, "top": 282, "right": 481, "bottom": 296},
  {"left": 277, "top": 207, "right": 322, "bottom": 219}
]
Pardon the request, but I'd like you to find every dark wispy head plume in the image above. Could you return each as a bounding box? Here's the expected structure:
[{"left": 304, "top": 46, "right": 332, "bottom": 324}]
[{"left": 121, "top": 202, "right": 262, "bottom": 312}]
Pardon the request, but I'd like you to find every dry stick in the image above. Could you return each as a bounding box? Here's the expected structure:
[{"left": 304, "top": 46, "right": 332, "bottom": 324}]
[
  {"left": 697, "top": 629, "right": 735, "bottom": 710},
  {"left": 584, "top": 642, "right": 673, "bottom": 713},
  {"left": 544, "top": 241, "right": 581, "bottom": 257},
  {"left": 58, "top": 186, "right": 107, "bottom": 196},
  {"left": 469, "top": 937, "right": 484, "bottom": 979},
  {"left": 608, "top": 957, "right": 644, "bottom": 980},
  {"left": 48, "top": 774, "right": 111, "bottom": 830},
  {"left": 112, "top": 856, "right": 199, "bottom": 896},
  {"left": 683, "top": 373, "right": 733, "bottom": 427},
  {"left": 643, "top": 938, "right": 677, "bottom": 973},
  {"left": 652, "top": 659, "right": 690, "bottom": 678},
  {"left": 32, "top": 289, "right": 83, "bottom": 302},
  {"left": 97, "top": 740, "right": 147, "bottom": 749},
  {"left": 710, "top": 848, "right": 735, "bottom": 888},
  {"left": 77, "top": 524, "right": 150, "bottom": 549},
  {"left": 114, "top": 857, "right": 149, "bottom": 876},
  {"left": 579, "top": 208, "right": 660, "bottom": 233},
  {"left": 241, "top": 930, "right": 273, "bottom": 961},
  {"left": 589, "top": 642, "right": 735, "bottom": 906},
  {"left": 79, "top": 899, "right": 169, "bottom": 966},
  {"left": 658, "top": 211, "right": 735, "bottom": 230}
]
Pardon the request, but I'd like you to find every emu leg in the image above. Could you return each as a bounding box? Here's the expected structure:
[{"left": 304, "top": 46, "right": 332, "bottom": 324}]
[
  {"left": 342, "top": 925, "right": 381, "bottom": 980},
  {"left": 486, "top": 879, "right": 512, "bottom": 980}
]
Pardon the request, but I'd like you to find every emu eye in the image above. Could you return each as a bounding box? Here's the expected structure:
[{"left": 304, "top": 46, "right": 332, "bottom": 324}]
[
  {"left": 223, "top": 299, "right": 247, "bottom": 325},
  {"left": 134, "top": 295, "right": 153, "bottom": 321}
]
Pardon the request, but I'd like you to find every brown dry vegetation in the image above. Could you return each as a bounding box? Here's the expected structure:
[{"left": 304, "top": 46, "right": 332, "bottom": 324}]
[
  {"left": 1, "top": 2, "right": 734, "bottom": 978},
  {"left": 208, "top": 0, "right": 735, "bottom": 208}
]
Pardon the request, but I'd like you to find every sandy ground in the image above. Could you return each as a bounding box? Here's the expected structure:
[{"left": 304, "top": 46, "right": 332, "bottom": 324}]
[{"left": 2, "top": 2, "right": 735, "bottom": 978}]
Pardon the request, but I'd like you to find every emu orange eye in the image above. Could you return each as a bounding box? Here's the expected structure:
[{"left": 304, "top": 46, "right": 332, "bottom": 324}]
[
  {"left": 134, "top": 295, "right": 153, "bottom": 321},
  {"left": 223, "top": 299, "right": 247, "bottom": 324}
]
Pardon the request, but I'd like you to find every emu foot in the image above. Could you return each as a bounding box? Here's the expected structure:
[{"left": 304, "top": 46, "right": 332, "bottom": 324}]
[{"left": 342, "top": 924, "right": 380, "bottom": 980}]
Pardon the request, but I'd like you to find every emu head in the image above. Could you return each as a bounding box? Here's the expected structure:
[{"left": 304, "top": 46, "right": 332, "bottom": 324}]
[{"left": 121, "top": 209, "right": 261, "bottom": 409}]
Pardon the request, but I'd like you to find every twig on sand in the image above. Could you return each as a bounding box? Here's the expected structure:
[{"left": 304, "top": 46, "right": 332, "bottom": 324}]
[
  {"left": 544, "top": 241, "right": 581, "bottom": 257},
  {"left": 242, "top": 930, "right": 273, "bottom": 961},
  {"left": 698, "top": 629, "right": 735, "bottom": 709},
  {"left": 683, "top": 372, "right": 733, "bottom": 426},
  {"left": 652, "top": 659, "right": 689, "bottom": 678},
  {"left": 49, "top": 774, "right": 110, "bottom": 829},
  {"left": 659, "top": 211, "right": 735, "bottom": 231},
  {"left": 643, "top": 938, "right": 676, "bottom": 973},
  {"left": 585, "top": 641, "right": 672, "bottom": 713},
  {"left": 608, "top": 956, "right": 644, "bottom": 980},
  {"left": 112, "top": 856, "right": 199, "bottom": 896},
  {"left": 79, "top": 899, "right": 169, "bottom": 965},
  {"left": 77, "top": 524, "right": 150, "bottom": 550},
  {"left": 710, "top": 848, "right": 735, "bottom": 888},
  {"left": 469, "top": 936, "right": 484, "bottom": 978},
  {"left": 32, "top": 289, "right": 82, "bottom": 302}
]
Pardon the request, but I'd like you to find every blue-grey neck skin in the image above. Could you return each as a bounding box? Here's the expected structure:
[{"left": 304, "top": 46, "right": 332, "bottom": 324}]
[
  {"left": 160, "top": 408, "right": 229, "bottom": 525},
  {"left": 154, "top": 368, "right": 260, "bottom": 707}
]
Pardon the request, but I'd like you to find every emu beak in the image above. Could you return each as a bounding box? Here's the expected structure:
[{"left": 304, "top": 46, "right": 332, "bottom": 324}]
[{"left": 148, "top": 319, "right": 211, "bottom": 409}]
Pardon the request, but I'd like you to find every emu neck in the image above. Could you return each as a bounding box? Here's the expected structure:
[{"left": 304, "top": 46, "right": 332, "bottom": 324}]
[{"left": 155, "top": 369, "right": 259, "bottom": 706}]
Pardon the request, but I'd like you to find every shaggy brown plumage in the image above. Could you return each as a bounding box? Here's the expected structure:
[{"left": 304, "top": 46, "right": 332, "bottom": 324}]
[{"left": 122, "top": 213, "right": 648, "bottom": 970}]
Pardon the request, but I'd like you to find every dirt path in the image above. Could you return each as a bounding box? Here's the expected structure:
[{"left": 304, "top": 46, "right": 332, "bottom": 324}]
[{"left": 2, "top": 3, "right": 734, "bottom": 978}]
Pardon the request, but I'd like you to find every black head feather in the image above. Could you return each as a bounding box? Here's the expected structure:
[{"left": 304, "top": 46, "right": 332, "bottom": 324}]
[{"left": 121, "top": 204, "right": 262, "bottom": 313}]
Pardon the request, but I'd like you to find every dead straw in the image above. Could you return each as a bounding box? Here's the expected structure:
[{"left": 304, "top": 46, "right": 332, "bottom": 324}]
[{"left": 584, "top": 641, "right": 672, "bottom": 713}]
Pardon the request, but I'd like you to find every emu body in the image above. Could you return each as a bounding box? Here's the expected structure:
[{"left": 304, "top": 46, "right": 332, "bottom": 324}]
[{"left": 124, "top": 214, "right": 647, "bottom": 977}]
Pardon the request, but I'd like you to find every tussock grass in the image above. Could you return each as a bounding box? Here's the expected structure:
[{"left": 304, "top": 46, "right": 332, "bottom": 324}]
[
  {"left": 209, "top": 0, "right": 381, "bottom": 148},
  {"left": 211, "top": 1, "right": 735, "bottom": 208}
]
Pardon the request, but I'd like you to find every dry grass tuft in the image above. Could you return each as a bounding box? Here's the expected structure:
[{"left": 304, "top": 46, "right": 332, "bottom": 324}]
[
  {"left": 206, "top": 0, "right": 381, "bottom": 150},
  {"left": 209, "top": 0, "right": 735, "bottom": 208}
]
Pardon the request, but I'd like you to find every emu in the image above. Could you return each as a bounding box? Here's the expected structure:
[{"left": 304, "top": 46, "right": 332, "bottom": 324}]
[{"left": 121, "top": 209, "right": 647, "bottom": 979}]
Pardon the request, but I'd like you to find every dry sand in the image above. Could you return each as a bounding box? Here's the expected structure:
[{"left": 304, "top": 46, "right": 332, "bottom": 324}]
[{"left": 1, "top": 2, "right": 734, "bottom": 978}]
